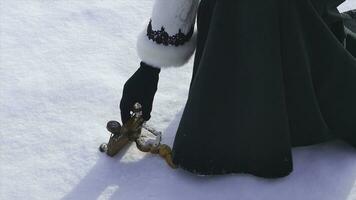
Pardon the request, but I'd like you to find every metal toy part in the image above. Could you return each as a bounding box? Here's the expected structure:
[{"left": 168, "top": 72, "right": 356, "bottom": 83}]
[{"left": 99, "top": 103, "right": 177, "bottom": 169}]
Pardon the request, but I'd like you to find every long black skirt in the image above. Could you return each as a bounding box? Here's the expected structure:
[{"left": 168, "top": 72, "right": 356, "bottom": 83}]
[{"left": 171, "top": 0, "right": 356, "bottom": 178}]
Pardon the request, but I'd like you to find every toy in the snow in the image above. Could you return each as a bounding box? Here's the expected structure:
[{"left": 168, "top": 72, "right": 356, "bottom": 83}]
[{"left": 99, "top": 103, "right": 177, "bottom": 169}]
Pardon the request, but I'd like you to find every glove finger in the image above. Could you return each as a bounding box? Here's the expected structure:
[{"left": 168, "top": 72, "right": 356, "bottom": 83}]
[
  {"left": 119, "top": 98, "right": 132, "bottom": 124},
  {"left": 142, "top": 111, "right": 151, "bottom": 121},
  {"left": 141, "top": 96, "right": 153, "bottom": 121}
]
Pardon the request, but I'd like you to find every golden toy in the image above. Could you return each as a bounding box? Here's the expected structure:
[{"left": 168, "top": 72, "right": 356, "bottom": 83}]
[{"left": 99, "top": 103, "right": 177, "bottom": 169}]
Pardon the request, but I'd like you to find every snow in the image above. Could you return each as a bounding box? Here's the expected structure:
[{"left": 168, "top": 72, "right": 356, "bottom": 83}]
[{"left": 0, "top": 0, "right": 355, "bottom": 200}]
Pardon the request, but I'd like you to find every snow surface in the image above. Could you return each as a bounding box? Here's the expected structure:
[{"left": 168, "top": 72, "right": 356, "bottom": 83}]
[{"left": 0, "top": 1, "right": 355, "bottom": 200}]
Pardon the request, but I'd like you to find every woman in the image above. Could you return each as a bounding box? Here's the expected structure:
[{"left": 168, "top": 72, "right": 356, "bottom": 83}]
[{"left": 119, "top": 0, "right": 356, "bottom": 178}]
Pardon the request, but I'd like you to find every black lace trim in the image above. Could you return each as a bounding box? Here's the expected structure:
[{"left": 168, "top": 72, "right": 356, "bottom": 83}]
[{"left": 146, "top": 19, "right": 194, "bottom": 46}]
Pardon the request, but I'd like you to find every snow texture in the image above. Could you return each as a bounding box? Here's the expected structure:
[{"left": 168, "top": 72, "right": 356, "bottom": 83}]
[{"left": 0, "top": 1, "right": 355, "bottom": 200}]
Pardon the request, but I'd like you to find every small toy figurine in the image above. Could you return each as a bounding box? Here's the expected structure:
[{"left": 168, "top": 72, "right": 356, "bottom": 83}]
[{"left": 99, "top": 103, "right": 177, "bottom": 169}]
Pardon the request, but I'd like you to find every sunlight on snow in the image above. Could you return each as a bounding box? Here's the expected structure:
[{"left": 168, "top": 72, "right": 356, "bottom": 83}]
[
  {"left": 97, "top": 185, "right": 120, "bottom": 200},
  {"left": 119, "top": 144, "right": 147, "bottom": 163},
  {"left": 347, "top": 180, "right": 356, "bottom": 200}
]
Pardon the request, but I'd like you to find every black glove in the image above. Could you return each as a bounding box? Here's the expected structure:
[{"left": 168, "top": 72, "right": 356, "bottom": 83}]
[{"left": 119, "top": 62, "right": 160, "bottom": 124}]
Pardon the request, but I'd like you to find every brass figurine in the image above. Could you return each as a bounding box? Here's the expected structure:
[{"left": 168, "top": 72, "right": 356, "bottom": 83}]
[{"left": 99, "top": 103, "right": 177, "bottom": 169}]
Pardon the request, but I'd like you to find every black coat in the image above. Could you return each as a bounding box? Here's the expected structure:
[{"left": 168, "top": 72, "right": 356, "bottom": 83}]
[{"left": 170, "top": 0, "right": 356, "bottom": 178}]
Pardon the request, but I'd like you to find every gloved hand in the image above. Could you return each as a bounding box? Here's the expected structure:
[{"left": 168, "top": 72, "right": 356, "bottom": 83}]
[{"left": 120, "top": 62, "right": 160, "bottom": 124}]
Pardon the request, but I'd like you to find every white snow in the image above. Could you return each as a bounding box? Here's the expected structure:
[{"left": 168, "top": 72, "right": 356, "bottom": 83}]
[{"left": 0, "top": 0, "right": 355, "bottom": 200}]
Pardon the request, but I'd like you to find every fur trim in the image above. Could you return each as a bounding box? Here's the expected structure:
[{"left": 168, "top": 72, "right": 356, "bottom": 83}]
[{"left": 136, "top": 30, "right": 197, "bottom": 68}]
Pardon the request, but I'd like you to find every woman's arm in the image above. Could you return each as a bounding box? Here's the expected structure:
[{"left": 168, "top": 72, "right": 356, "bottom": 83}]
[
  {"left": 137, "top": 0, "right": 200, "bottom": 68},
  {"left": 120, "top": 1, "right": 199, "bottom": 123}
]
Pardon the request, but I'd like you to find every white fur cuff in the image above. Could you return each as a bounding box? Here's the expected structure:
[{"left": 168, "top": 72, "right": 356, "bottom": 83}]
[{"left": 136, "top": 30, "right": 197, "bottom": 68}]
